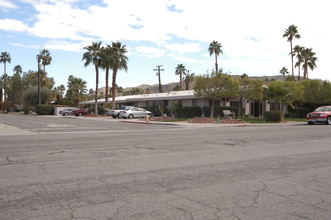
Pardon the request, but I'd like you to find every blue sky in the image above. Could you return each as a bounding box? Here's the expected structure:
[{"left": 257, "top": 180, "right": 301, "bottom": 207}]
[{"left": 1, "top": 0, "right": 330, "bottom": 91}]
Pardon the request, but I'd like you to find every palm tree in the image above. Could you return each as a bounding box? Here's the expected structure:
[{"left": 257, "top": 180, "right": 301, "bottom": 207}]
[
  {"left": 184, "top": 71, "right": 195, "bottom": 90},
  {"left": 283, "top": 25, "right": 301, "bottom": 79},
  {"left": 279, "top": 67, "right": 289, "bottom": 81},
  {"left": 208, "top": 40, "right": 223, "bottom": 73},
  {"left": 175, "top": 64, "right": 187, "bottom": 89},
  {"left": 292, "top": 45, "right": 304, "bottom": 81},
  {"left": 66, "top": 75, "right": 87, "bottom": 106},
  {"left": 109, "top": 41, "right": 128, "bottom": 110},
  {"left": 100, "top": 46, "right": 112, "bottom": 106},
  {"left": 39, "top": 49, "right": 52, "bottom": 87},
  {"left": 0, "top": 51, "right": 11, "bottom": 112},
  {"left": 301, "top": 48, "right": 318, "bottom": 80},
  {"left": 82, "top": 41, "right": 102, "bottom": 115}
]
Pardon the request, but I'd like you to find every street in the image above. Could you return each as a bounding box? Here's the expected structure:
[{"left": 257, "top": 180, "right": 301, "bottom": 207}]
[{"left": 1, "top": 115, "right": 331, "bottom": 220}]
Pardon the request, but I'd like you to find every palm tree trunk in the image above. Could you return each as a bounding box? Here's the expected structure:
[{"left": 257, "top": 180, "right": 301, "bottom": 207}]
[
  {"left": 94, "top": 64, "right": 99, "bottom": 115},
  {"left": 0, "top": 88, "right": 2, "bottom": 111},
  {"left": 297, "top": 64, "right": 301, "bottom": 82},
  {"left": 3, "top": 63, "right": 6, "bottom": 112},
  {"left": 111, "top": 67, "right": 117, "bottom": 110},
  {"left": 105, "top": 67, "right": 109, "bottom": 105},
  {"left": 179, "top": 72, "right": 182, "bottom": 89},
  {"left": 215, "top": 54, "right": 218, "bottom": 73},
  {"left": 290, "top": 41, "right": 294, "bottom": 79}
]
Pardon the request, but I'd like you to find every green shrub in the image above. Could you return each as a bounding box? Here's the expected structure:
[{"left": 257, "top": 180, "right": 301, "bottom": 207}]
[
  {"left": 36, "top": 104, "right": 54, "bottom": 115},
  {"left": 179, "top": 106, "right": 202, "bottom": 118},
  {"left": 263, "top": 111, "right": 282, "bottom": 122}
]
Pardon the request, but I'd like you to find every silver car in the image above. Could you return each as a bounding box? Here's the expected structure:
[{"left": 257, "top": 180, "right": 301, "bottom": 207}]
[
  {"left": 118, "top": 107, "right": 152, "bottom": 119},
  {"left": 59, "top": 108, "right": 78, "bottom": 116}
]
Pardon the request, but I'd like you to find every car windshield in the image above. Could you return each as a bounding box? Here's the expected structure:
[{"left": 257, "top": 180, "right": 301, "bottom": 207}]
[{"left": 315, "top": 106, "right": 331, "bottom": 112}]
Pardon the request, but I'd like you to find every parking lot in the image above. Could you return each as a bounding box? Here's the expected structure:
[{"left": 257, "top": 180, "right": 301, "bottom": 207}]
[{"left": 1, "top": 114, "right": 331, "bottom": 220}]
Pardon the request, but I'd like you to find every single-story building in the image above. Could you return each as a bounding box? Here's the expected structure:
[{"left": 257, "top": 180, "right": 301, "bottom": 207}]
[{"left": 80, "top": 90, "right": 284, "bottom": 117}]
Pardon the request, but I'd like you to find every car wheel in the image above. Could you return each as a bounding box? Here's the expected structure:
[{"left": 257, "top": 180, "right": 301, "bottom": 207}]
[
  {"left": 112, "top": 116, "right": 117, "bottom": 118},
  {"left": 128, "top": 114, "right": 134, "bottom": 119},
  {"left": 308, "top": 121, "right": 314, "bottom": 125},
  {"left": 78, "top": 113, "right": 82, "bottom": 116},
  {"left": 326, "top": 117, "right": 331, "bottom": 125},
  {"left": 64, "top": 112, "right": 68, "bottom": 116}
]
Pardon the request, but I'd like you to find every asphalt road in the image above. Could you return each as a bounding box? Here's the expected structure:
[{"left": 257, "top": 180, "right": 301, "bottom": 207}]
[{"left": 1, "top": 115, "right": 331, "bottom": 220}]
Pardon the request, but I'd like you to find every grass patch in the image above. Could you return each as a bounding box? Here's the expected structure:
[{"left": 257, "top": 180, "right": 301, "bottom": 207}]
[{"left": 284, "top": 117, "right": 306, "bottom": 122}]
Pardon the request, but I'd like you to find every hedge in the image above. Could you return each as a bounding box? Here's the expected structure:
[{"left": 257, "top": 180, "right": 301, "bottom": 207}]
[
  {"left": 36, "top": 104, "right": 54, "bottom": 115},
  {"left": 263, "top": 111, "right": 282, "bottom": 122},
  {"left": 179, "top": 106, "right": 202, "bottom": 118}
]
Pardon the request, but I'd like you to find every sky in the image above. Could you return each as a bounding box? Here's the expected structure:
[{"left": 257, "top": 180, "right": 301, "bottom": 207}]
[{"left": 0, "top": 0, "right": 330, "bottom": 91}]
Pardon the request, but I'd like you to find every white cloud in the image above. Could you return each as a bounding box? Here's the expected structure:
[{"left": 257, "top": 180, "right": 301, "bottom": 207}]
[
  {"left": 0, "top": 19, "right": 29, "bottom": 32},
  {"left": 135, "top": 46, "right": 165, "bottom": 58},
  {"left": 163, "top": 43, "right": 201, "bottom": 53},
  {"left": 0, "top": 0, "right": 17, "bottom": 10},
  {"left": 9, "top": 42, "right": 40, "bottom": 49},
  {"left": 44, "top": 40, "right": 86, "bottom": 52}
]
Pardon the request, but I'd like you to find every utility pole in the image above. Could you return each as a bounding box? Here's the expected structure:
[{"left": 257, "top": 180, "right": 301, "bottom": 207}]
[{"left": 153, "top": 65, "right": 164, "bottom": 93}]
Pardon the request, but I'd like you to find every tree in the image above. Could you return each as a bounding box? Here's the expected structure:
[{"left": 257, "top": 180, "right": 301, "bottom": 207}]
[
  {"left": 66, "top": 75, "right": 87, "bottom": 106},
  {"left": 8, "top": 65, "right": 23, "bottom": 108},
  {"left": 301, "top": 48, "right": 318, "bottom": 80},
  {"left": 194, "top": 71, "right": 239, "bottom": 117},
  {"left": 208, "top": 40, "right": 223, "bottom": 73},
  {"left": 184, "top": 71, "right": 195, "bottom": 90},
  {"left": 38, "top": 49, "right": 52, "bottom": 87},
  {"left": 109, "top": 41, "right": 128, "bottom": 110},
  {"left": 175, "top": 64, "right": 187, "bottom": 89},
  {"left": 279, "top": 67, "right": 289, "bottom": 81},
  {"left": 52, "top": 85, "right": 65, "bottom": 102},
  {"left": 100, "top": 45, "right": 112, "bottom": 105},
  {"left": 267, "top": 81, "right": 304, "bottom": 115},
  {"left": 283, "top": 25, "right": 301, "bottom": 79},
  {"left": 238, "top": 75, "right": 263, "bottom": 117},
  {"left": 82, "top": 41, "right": 102, "bottom": 115},
  {"left": 22, "top": 87, "right": 52, "bottom": 108},
  {"left": 292, "top": 45, "right": 304, "bottom": 81},
  {"left": 301, "top": 80, "right": 331, "bottom": 108},
  {"left": 0, "top": 51, "right": 11, "bottom": 112},
  {"left": 123, "top": 87, "right": 144, "bottom": 95}
]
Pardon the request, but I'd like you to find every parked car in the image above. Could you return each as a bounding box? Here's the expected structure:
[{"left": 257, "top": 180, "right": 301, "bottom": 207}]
[
  {"left": 306, "top": 106, "right": 331, "bottom": 125},
  {"left": 72, "top": 108, "right": 88, "bottom": 117},
  {"left": 59, "top": 108, "right": 78, "bottom": 116},
  {"left": 107, "top": 106, "right": 134, "bottom": 118},
  {"left": 118, "top": 107, "right": 152, "bottom": 119}
]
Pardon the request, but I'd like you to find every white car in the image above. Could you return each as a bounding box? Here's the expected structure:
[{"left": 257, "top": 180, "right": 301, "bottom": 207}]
[
  {"left": 118, "top": 107, "right": 152, "bottom": 119},
  {"left": 106, "top": 106, "right": 133, "bottom": 118}
]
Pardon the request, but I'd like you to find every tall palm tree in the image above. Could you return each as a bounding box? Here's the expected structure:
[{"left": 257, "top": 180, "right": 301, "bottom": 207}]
[
  {"left": 292, "top": 45, "right": 304, "bottom": 81},
  {"left": 175, "top": 64, "right": 187, "bottom": 89},
  {"left": 283, "top": 25, "right": 301, "bottom": 79},
  {"left": 39, "top": 49, "right": 52, "bottom": 87},
  {"left": 0, "top": 51, "right": 11, "bottom": 112},
  {"left": 279, "top": 67, "right": 289, "bottom": 81},
  {"left": 184, "top": 71, "right": 195, "bottom": 90},
  {"left": 208, "top": 40, "right": 223, "bottom": 73},
  {"left": 301, "top": 48, "right": 318, "bottom": 80},
  {"left": 109, "top": 41, "right": 128, "bottom": 110},
  {"left": 100, "top": 45, "right": 112, "bottom": 106},
  {"left": 82, "top": 41, "right": 102, "bottom": 115}
]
